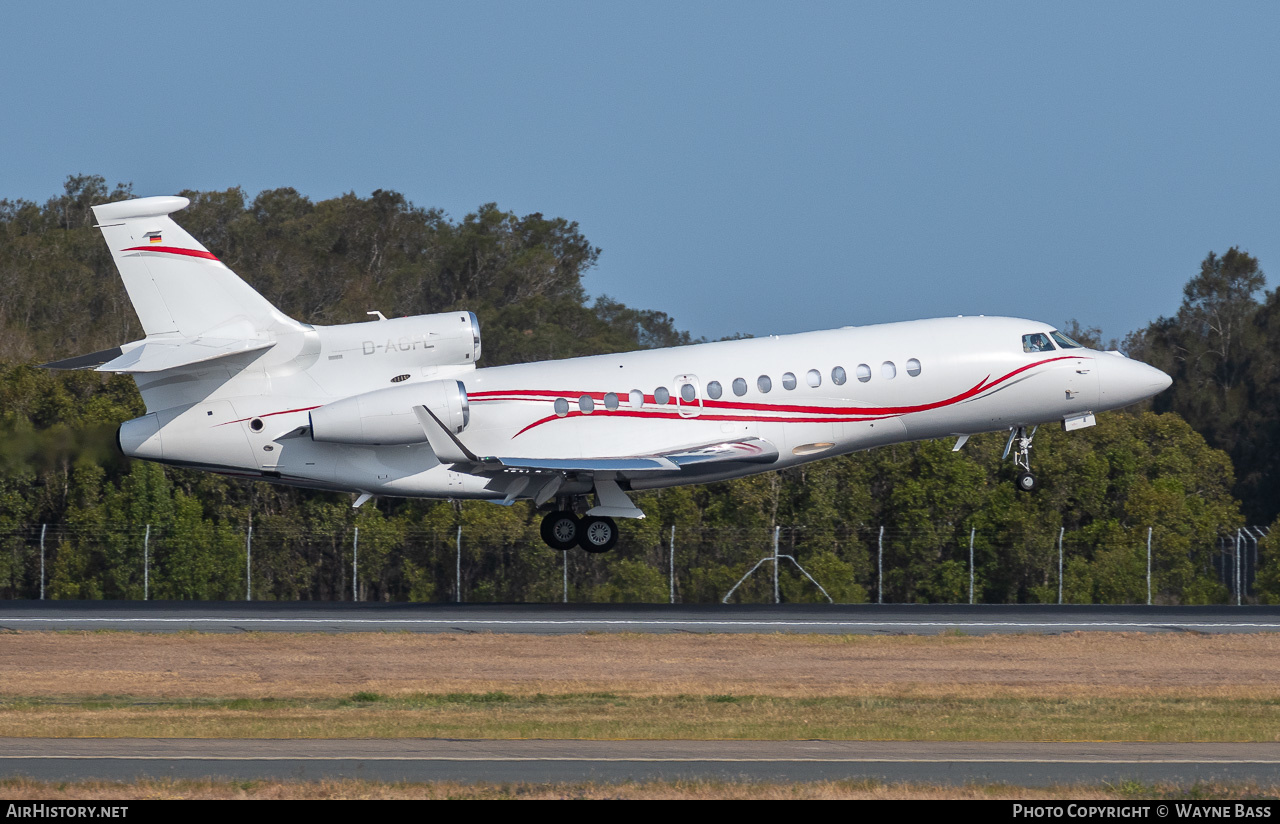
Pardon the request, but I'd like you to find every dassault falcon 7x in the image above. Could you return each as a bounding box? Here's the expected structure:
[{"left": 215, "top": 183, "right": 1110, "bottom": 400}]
[{"left": 45, "top": 196, "right": 1173, "bottom": 553}]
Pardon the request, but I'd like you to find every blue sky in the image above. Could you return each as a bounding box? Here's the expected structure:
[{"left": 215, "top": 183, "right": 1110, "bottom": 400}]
[{"left": 3, "top": 2, "right": 1278, "bottom": 344}]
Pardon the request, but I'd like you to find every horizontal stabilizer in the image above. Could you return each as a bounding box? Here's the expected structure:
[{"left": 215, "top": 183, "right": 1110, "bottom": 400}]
[
  {"left": 41, "top": 346, "right": 125, "bottom": 371},
  {"left": 96, "top": 337, "right": 275, "bottom": 374}
]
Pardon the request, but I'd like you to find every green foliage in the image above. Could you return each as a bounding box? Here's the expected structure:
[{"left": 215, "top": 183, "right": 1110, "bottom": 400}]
[
  {"left": 1128, "top": 248, "right": 1280, "bottom": 523},
  {"left": 0, "top": 176, "right": 1257, "bottom": 603}
]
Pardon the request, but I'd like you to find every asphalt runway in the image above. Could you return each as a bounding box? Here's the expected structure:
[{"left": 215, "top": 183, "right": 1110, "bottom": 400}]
[
  {"left": 0, "top": 601, "right": 1278, "bottom": 634},
  {"left": 1, "top": 739, "right": 1277, "bottom": 785}
]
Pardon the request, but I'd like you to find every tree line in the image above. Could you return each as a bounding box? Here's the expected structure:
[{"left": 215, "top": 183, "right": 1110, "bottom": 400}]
[{"left": 0, "top": 175, "right": 1276, "bottom": 603}]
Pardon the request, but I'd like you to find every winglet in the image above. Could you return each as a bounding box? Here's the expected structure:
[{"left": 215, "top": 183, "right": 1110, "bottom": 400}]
[{"left": 414, "top": 405, "right": 481, "bottom": 465}]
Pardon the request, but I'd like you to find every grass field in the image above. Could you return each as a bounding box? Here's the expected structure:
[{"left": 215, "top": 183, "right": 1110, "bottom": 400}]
[
  {"left": 4, "top": 630, "right": 1278, "bottom": 698},
  {"left": 0, "top": 776, "right": 1275, "bottom": 800},
  {"left": 1, "top": 692, "right": 1278, "bottom": 740},
  {"left": 1, "top": 631, "right": 1278, "bottom": 741}
]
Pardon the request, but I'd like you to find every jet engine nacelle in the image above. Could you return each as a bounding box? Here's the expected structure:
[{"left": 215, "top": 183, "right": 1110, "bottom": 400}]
[
  {"left": 316, "top": 311, "right": 482, "bottom": 370},
  {"left": 309, "top": 379, "right": 469, "bottom": 446}
]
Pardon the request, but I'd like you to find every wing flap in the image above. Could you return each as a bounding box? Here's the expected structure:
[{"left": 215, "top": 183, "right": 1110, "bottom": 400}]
[{"left": 493, "top": 456, "right": 679, "bottom": 472}]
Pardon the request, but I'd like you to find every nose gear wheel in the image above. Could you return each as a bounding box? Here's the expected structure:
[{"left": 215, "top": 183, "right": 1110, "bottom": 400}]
[{"left": 1004, "top": 425, "right": 1039, "bottom": 493}]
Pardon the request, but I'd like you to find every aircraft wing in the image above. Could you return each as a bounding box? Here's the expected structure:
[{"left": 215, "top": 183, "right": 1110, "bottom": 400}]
[{"left": 412, "top": 405, "right": 778, "bottom": 478}]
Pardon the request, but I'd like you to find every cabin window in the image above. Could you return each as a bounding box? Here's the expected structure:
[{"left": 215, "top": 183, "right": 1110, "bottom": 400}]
[
  {"left": 578, "top": 395, "right": 594, "bottom": 413},
  {"left": 604, "top": 392, "right": 620, "bottom": 410},
  {"left": 781, "top": 372, "right": 797, "bottom": 390},
  {"left": 832, "top": 366, "right": 847, "bottom": 385},
  {"left": 882, "top": 361, "right": 897, "bottom": 379},
  {"left": 856, "top": 364, "right": 872, "bottom": 382},
  {"left": 680, "top": 383, "right": 697, "bottom": 402},
  {"left": 1022, "top": 332, "right": 1055, "bottom": 353},
  {"left": 732, "top": 378, "right": 748, "bottom": 396},
  {"left": 554, "top": 398, "right": 569, "bottom": 417},
  {"left": 806, "top": 369, "right": 822, "bottom": 388},
  {"left": 1051, "top": 330, "right": 1084, "bottom": 349},
  {"left": 707, "top": 380, "right": 723, "bottom": 399},
  {"left": 757, "top": 375, "right": 772, "bottom": 393},
  {"left": 655, "top": 386, "right": 670, "bottom": 405},
  {"left": 629, "top": 389, "right": 644, "bottom": 409},
  {"left": 906, "top": 358, "right": 921, "bottom": 377}
]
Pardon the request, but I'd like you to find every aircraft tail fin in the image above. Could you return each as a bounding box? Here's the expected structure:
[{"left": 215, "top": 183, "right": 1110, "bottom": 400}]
[{"left": 91, "top": 196, "right": 305, "bottom": 339}]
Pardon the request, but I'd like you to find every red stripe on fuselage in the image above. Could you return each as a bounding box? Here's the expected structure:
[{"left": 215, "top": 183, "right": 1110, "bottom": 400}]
[
  {"left": 218, "top": 405, "right": 322, "bottom": 427},
  {"left": 490, "top": 355, "right": 1083, "bottom": 438}
]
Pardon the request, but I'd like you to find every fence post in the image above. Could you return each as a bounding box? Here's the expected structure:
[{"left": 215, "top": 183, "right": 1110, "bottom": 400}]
[
  {"left": 1058, "top": 526, "right": 1064, "bottom": 605},
  {"left": 669, "top": 525, "right": 675, "bottom": 605},
  {"left": 1244, "top": 527, "right": 1263, "bottom": 597},
  {"left": 143, "top": 524, "right": 150, "bottom": 601},
  {"left": 39, "top": 524, "right": 46, "bottom": 601},
  {"left": 562, "top": 547, "right": 568, "bottom": 603},
  {"left": 456, "top": 525, "right": 462, "bottom": 604},
  {"left": 353, "top": 527, "right": 359, "bottom": 602},
  {"left": 1146, "top": 527, "right": 1152, "bottom": 606},
  {"left": 877, "top": 525, "right": 884, "bottom": 605},
  {"left": 1236, "top": 529, "right": 1243, "bottom": 606},
  {"left": 968, "top": 527, "right": 975, "bottom": 605},
  {"left": 245, "top": 522, "right": 252, "bottom": 602},
  {"left": 773, "top": 526, "right": 780, "bottom": 605}
]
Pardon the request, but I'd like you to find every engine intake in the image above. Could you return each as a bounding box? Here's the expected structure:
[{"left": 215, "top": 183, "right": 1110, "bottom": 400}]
[{"left": 309, "top": 379, "right": 469, "bottom": 445}]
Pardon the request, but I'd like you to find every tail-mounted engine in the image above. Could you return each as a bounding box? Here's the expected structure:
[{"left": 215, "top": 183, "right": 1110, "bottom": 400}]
[
  {"left": 309, "top": 379, "right": 469, "bottom": 445},
  {"left": 316, "top": 311, "right": 482, "bottom": 372}
]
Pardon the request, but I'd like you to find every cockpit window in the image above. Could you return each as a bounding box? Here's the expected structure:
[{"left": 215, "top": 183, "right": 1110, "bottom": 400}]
[
  {"left": 1022, "top": 333, "right": 1055, "bottom": 353},
  {"left": 1050, "top": 330, "right": 1084, "bottom": 349}
]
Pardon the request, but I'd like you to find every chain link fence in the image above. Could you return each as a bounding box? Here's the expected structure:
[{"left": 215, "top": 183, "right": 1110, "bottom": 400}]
[{"left": 0, "top": 522, "right": 1269, "bottom": 605}]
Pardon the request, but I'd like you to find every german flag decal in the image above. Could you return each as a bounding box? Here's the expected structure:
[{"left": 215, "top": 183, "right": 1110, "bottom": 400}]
[{"left": 144, "top": 231, "right": 162, "bottom": 244}]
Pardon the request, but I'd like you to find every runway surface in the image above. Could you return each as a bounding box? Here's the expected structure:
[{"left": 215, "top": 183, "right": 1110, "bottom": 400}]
[
  {"left": 1, "top": 601, "right": 1278, "bottom": 634},
  {"left": 2, "top": 739, "right": 1277, "bottom": 785}
]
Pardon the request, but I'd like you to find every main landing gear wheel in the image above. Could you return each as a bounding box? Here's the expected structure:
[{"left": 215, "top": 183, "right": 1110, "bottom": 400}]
[
  {"left": 1016, "top": 471, "right": 1037, "bottom": 493},
  {"left": 540, "top": 510, "right": 580, "bottom": 551},
  {"left": 578, "top": 516, "right": 619, "bottom": 553}
]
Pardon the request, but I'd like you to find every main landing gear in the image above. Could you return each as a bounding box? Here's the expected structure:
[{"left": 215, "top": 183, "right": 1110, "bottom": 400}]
[
  {"left": 539, "top": 509, "right": 619, "bottom": 553},
  {"left": 1004, "top": 425, "right": 1039, "bottom": 492}
]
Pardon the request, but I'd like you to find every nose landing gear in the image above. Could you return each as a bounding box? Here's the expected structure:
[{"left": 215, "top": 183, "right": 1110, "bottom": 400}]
[{"left": 1004, "top": 425, "right": 1039, "bottom": 492}]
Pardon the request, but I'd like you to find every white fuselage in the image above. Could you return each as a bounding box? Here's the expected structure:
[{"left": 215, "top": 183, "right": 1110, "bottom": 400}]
[{"left": 118, "top": 314, "right": 1170, "bottom": 502}]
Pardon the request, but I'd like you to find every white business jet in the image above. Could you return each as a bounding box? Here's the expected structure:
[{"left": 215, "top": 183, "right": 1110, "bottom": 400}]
[{"left": 45, "top": 196, "right": 1172, "bottom": 553}]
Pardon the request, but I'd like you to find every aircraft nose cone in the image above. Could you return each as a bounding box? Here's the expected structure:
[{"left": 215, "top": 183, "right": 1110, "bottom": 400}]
[
  {"left": 1098, "top": 355, "right": 1172, "bottom": 410},
  {"left": 1150, "top": 365, "right": 1173, "bottom": 394}
]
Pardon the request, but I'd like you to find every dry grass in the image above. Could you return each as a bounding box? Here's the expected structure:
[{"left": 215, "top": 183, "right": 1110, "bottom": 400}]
[
  {"left": 3, "top": 631, "right": 1279, "bottom": 741},
  {"left": 2, "top": 631, "right": 1279, "bottom": 700},
  {"left": 0, "top": 776, "right": 1274, "bottom": 800},
  {"left": 1, "top": 693, "right": 1278, "bottom": 740}
]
